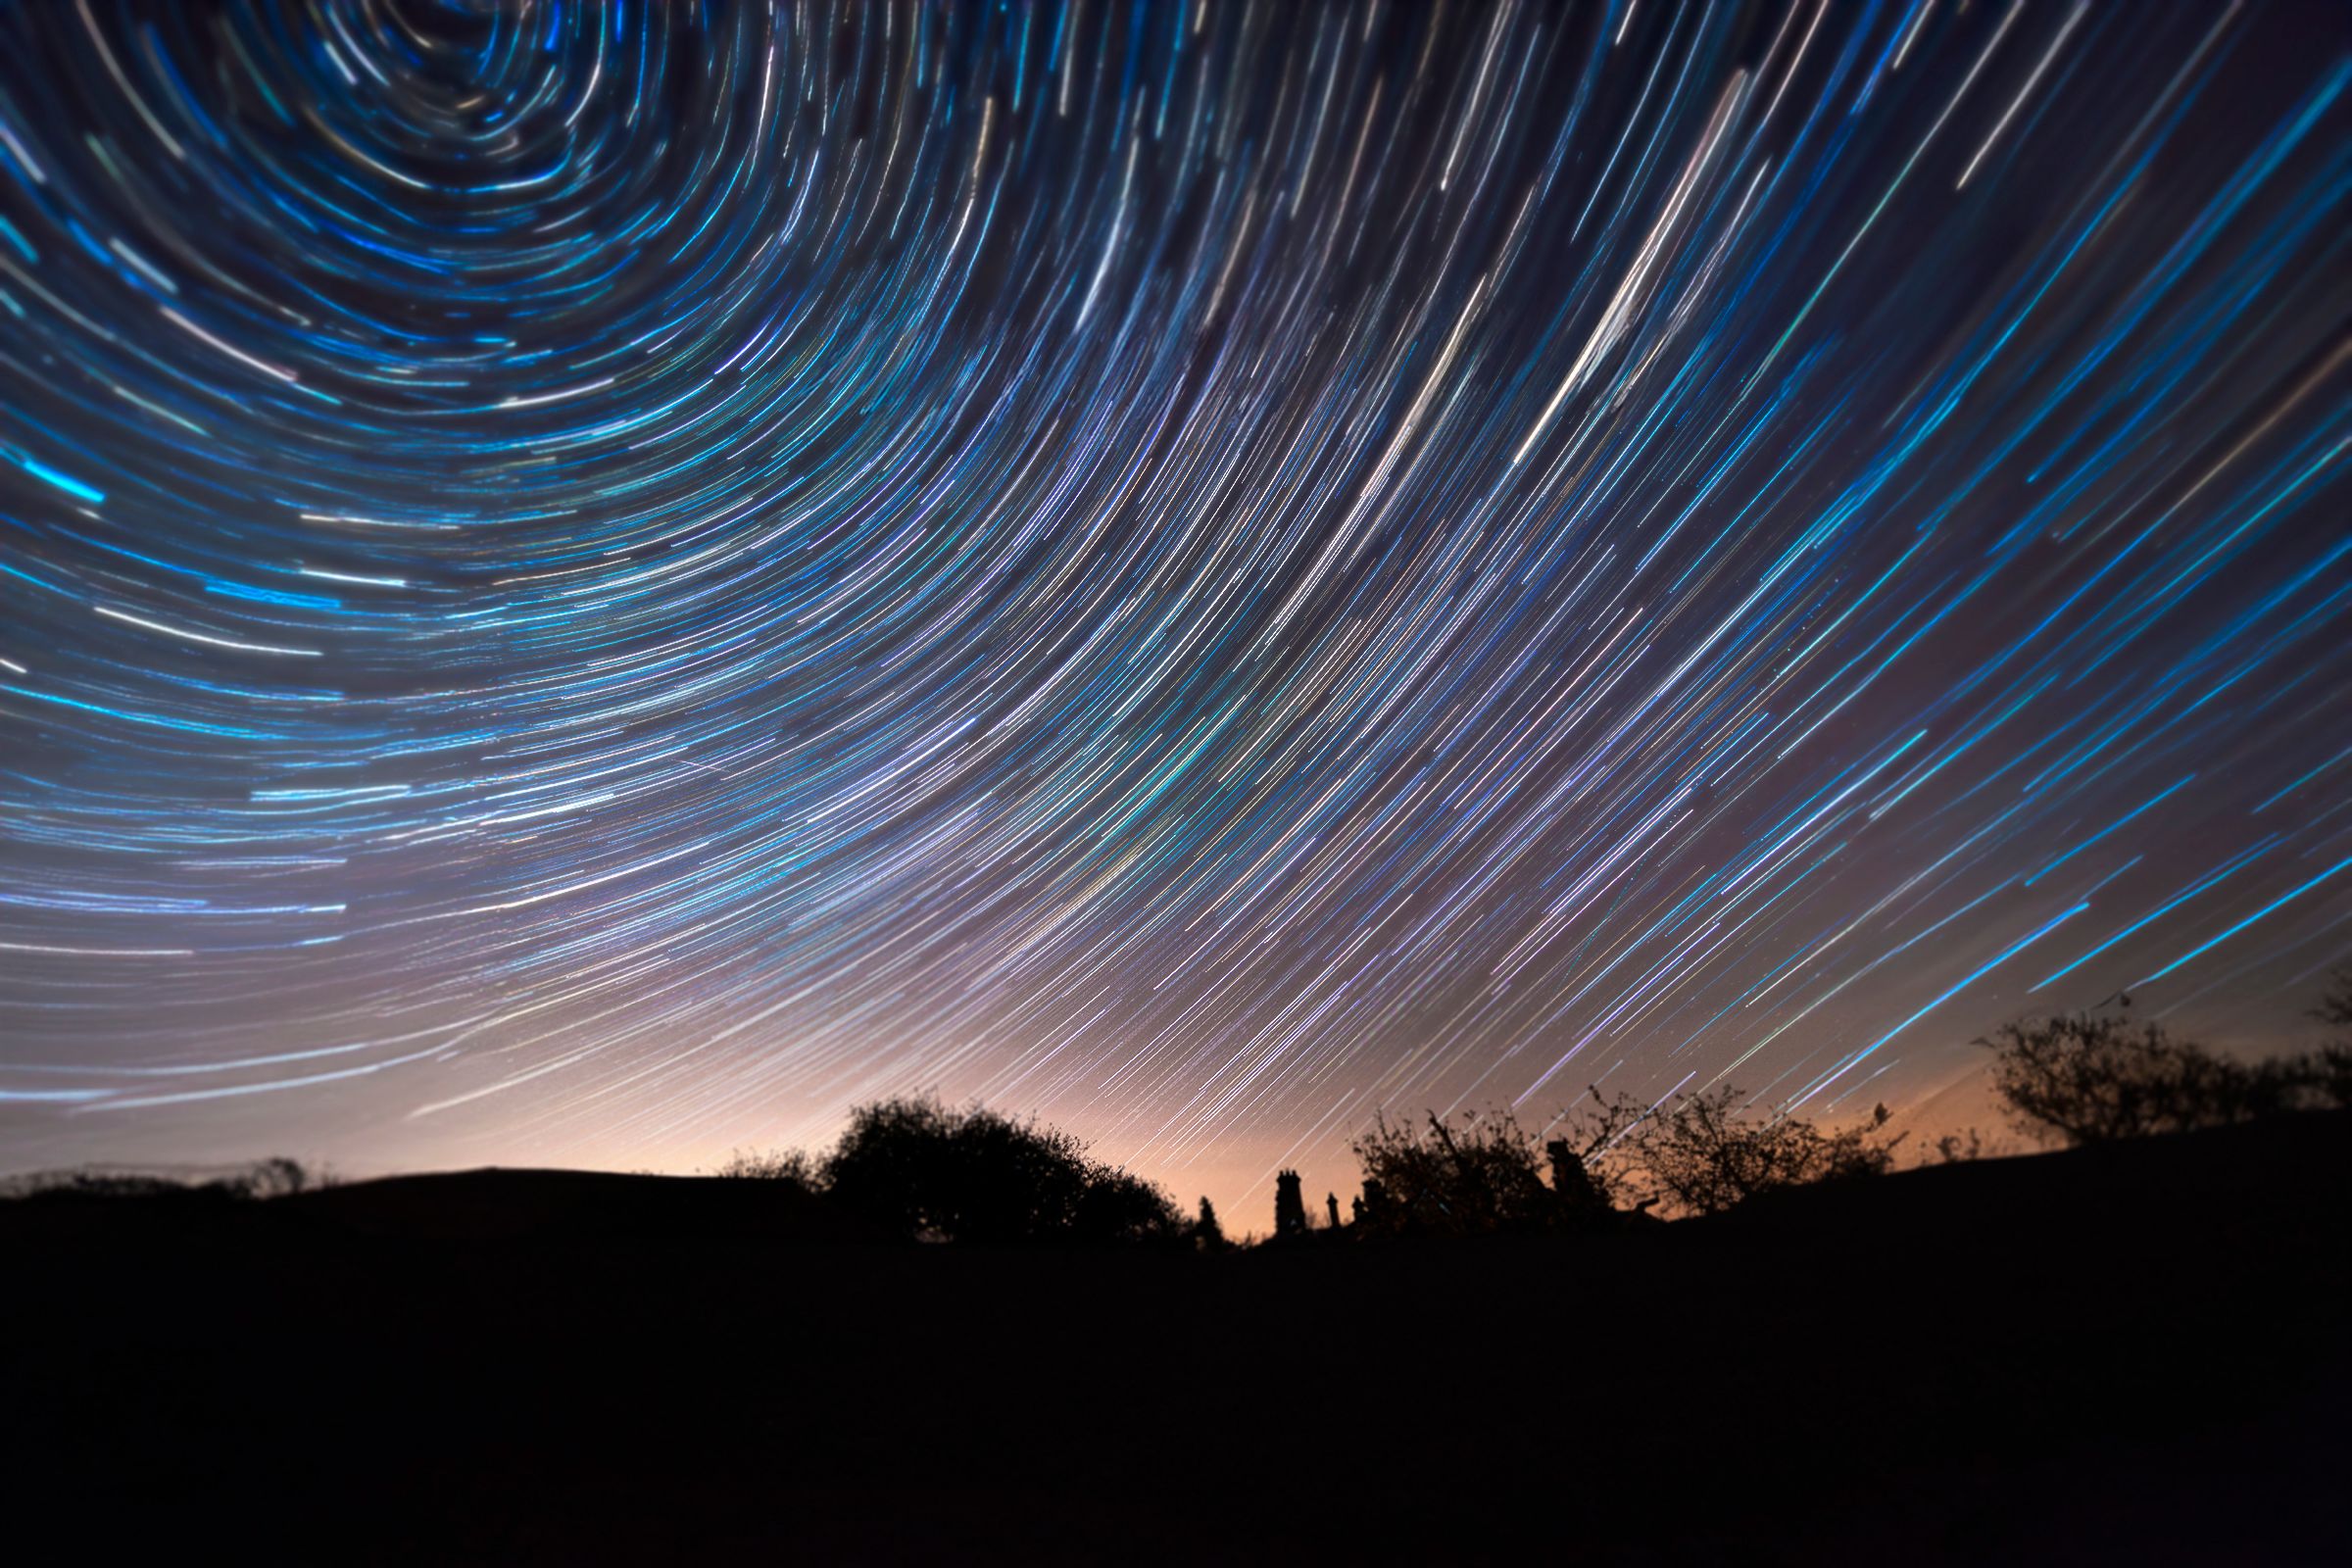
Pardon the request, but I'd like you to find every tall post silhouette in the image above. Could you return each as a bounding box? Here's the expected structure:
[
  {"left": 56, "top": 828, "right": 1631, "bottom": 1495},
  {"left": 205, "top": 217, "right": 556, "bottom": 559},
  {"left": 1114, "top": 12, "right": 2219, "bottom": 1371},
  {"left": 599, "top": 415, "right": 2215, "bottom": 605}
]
[
  {"left": 1274, "top": 1170, "right": 1306, "bottom": 1238},
  {"left": 1546, "top": 1138, "right": 1605, "bottom": 1216}
]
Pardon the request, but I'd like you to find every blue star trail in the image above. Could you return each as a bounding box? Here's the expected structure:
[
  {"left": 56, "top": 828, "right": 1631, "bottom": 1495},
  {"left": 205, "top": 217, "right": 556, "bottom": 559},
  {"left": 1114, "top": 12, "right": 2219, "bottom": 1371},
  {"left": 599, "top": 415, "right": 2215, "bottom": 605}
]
[{"left": 0, "top": 0, "right": 2346, "bottom": 1202}]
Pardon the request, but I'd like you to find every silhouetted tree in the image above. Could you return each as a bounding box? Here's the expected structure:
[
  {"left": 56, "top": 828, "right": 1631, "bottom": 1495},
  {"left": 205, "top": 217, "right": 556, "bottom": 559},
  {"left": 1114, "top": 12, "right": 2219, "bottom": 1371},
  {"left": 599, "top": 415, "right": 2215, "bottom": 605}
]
[
  {"left": 1193, "top": 1197, "right": 1228, "bottom": 1251},
  {"left": 2310, "top": 968, "right": 2352, "bottom": 1106},
  {"left": 820, "top": 1095, "right": 1184, "bottom": 1245},
  {"left": 1982, "top": 1003, "right": 2350, "bottom": 1147},
  {"left": 1984, "top": 1011, "right": 2235, "bottom": 1144},
  {"left": 1273, "top": 1170, "right": 1307, "bottom": 1239},
  {"left": 2315, "top": 966, "right": 2352, "bottom": 1033},
  {"left": 216, "top": 1156, "right": 316, "bottom": 1200}
]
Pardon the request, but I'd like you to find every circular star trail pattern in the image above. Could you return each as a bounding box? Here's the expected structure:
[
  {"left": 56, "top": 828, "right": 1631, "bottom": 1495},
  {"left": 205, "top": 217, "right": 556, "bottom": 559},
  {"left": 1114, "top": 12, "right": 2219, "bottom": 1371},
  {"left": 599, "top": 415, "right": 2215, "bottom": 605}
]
[{"left": 1, "top": 1, "right": 2347, "bottom": 1195}]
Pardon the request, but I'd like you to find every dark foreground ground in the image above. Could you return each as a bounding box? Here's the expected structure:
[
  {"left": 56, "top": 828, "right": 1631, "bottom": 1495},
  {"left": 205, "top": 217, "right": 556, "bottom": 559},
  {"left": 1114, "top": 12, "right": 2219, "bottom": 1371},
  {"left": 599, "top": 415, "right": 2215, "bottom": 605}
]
[{"left": 5, "top": 1115, "right": 2347, "bottom": 1565}]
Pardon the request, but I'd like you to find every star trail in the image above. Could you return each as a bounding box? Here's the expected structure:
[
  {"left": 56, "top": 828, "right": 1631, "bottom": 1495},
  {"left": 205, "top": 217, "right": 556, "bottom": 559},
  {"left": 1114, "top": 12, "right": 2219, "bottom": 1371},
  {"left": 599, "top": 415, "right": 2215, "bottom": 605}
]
[{"left": 1, "top": 0, "right": 2346, "bottom": 1205}]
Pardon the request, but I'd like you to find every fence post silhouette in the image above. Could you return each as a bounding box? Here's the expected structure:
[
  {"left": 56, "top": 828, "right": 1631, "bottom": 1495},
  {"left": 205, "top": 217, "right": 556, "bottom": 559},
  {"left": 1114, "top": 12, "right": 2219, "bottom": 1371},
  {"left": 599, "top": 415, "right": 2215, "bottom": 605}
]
[{"left": 1546, "top": 1138, "right": 1605, "bottom": 1218}]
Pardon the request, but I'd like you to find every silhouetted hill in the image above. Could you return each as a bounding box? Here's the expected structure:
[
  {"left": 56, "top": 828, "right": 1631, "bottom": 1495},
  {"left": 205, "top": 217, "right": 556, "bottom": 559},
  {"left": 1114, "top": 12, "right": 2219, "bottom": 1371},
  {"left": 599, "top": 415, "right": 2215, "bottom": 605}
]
[
  {"left": 290, "top": 1165, "right": 862, "bottom": 1243},
  {"left": 5, "top": 1115, "right": 2344, "bottom": 1563},
  {"left": 4, "top": 1164, "right": 861, "bottom": 1245},
  {"left": 1732, "top": 1104, "right": 2345, "bottom": 1238}
]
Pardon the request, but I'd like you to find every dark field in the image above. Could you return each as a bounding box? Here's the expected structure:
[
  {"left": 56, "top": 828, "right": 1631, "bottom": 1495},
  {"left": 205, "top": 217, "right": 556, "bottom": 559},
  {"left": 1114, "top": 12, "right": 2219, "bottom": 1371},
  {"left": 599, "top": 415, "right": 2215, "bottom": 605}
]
[{"left": 7, "top": 1115, "right": 2346, "bottom": 1564}]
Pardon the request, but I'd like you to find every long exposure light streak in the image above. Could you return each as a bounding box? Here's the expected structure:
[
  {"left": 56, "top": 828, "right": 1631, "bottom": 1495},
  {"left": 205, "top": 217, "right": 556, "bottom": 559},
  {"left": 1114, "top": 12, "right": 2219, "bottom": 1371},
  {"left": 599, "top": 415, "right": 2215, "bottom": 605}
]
[{"left": 0, "top": 1, "right": 2345, "bottom": 1205}]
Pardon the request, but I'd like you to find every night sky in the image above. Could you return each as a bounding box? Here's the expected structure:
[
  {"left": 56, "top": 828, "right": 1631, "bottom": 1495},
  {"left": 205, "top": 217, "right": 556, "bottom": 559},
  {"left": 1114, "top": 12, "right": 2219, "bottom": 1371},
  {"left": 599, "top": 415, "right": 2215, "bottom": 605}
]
[{"left": 2, "top": 0, "right": 2346, "bottom": 1215}]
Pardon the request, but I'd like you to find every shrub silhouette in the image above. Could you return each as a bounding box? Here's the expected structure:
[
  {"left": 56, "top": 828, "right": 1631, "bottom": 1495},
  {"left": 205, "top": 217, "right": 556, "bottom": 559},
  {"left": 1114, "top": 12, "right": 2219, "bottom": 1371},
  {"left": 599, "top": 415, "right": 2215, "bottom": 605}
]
[
  {"left": 1929, "top": 1126, "right": 1995, "bottom": 1165},
  {"left": 1192, "top": 1197, "right": 1228, "bottom": 1250},
  {"left": 228, "top": 1155, "right": 318, "bottom": 1200},
  {"left": 1582, "top": 1087, "right": 1903, "bottom": 1217},
  {"left": 1344, "top": 1091, "right": 1896, "bottom": 1233},
  {"left": 4, "top": 1156, "right": 318, "bottom": 1202},
  {"left": 819, "top": 1095, "right": 1183, "bottom": 1245},
  {"left": 1067, "top": 1159, "right": 1189, "bottom": 1245},
  {"left": 1983, "top": 1000, "right": 2352, "bottom": 1147},
  {"left": 2312, "top": 968, "right": 2352, "bottom": 1103},
  {"left": 1349, "top": 1108, "right": 1589, "bottom": 1237},
  {"left": 2317, "top": 966, "right": 2352, "bottom": 1034},
  {"left": 711, "top": 1147, "right": 821, "bottom": 1190}
]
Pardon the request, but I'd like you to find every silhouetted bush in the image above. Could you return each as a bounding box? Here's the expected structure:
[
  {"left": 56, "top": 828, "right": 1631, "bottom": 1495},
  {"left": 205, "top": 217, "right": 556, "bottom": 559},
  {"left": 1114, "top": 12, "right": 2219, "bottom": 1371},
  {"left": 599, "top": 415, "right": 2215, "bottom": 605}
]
[
  {"left": 2, "top": 1156, "right": 319, "bottom": 1202},
  {"left": 2317, "top": 968, "right": 2352, "bottom": 1026},
  {"left": 1928, "top": 1127, "right": 1994, "bottom": 1165},
  {"left": 1982, "top": 1002, "right": 2352, "bottom": 1147},
  {"left": 1192, "top": 1197, "right": 1229, "bottom": 1251},
  {"left": 711, "top": 1147, "right": 821, "bottom": 1191},
  {"left": 1349, "top": 1108, "right": 1615, "bottom": 1237},
  {"left": 1582, "top": 1087, "right": 1904, "bottom": 1217},
  {"left": 3, "top": 1171, "right": 191, "bottom": 1201},
  {"left": 819, "top": 1095, "right": 1184, "bottom": 1245},
  {"left": 1344, "top": 1090, "right": 1895, "bottom": 1233},
  {"left": 1069, "top": 1161, "right": 1190, "bottom": 1245},
  {"left": 2313, "top": 968, "right": 2352, "bottom": 1102}
]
